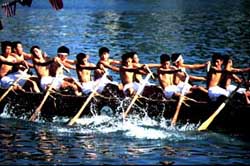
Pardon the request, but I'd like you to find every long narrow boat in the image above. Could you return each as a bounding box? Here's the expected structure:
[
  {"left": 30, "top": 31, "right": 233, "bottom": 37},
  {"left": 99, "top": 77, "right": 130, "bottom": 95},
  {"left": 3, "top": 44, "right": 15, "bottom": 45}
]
[{"left": 0, "top": 84, "right": 249, "bottom": 134}]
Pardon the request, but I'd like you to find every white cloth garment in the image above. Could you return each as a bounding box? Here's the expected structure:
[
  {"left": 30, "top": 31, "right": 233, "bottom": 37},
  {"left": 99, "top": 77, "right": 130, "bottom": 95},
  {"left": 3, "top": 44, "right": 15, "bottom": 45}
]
[
  {"left": 208, "top": 86, "right": 230, "bottom": 101},
  {"left": 163, "top": 85, "right": 179, "bottom": 99},
  {"left": 0, "top": 71, "right": 28, "bottom": 89},
  {"left": 40, "top": 76, "right": 64, "bottom": 91}
]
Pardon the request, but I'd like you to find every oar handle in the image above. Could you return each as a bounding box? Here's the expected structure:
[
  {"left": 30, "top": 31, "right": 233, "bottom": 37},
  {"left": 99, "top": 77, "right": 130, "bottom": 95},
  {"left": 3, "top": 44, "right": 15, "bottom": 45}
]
[
  {"left": 123, "top": 72, "right": 152, "bottom": 118},
  {"left": 171, "top": 71, "right": 190, "bottom": 126},
  {"left": 145, "top": 65, "right": 155, "bottom": 79},
  {"left": 57, "top": 59, "right": 70, "bottom": 73},
  {"left": 206, "top": 61, "right": 211, "bottom": 73}
]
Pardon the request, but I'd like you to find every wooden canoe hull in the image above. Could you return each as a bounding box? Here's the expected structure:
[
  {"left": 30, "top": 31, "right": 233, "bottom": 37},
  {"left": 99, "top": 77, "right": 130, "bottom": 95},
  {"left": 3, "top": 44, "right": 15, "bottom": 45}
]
[{"left": 0, "top": 84, "right": 249, "bottom": 134}]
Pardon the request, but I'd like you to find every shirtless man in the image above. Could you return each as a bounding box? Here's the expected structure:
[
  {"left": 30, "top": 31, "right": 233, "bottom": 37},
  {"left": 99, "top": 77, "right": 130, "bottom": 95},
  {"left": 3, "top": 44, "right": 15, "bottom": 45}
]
[
  {"left": 0, "top": 41, "right": 28, "bottom": 91},
  {"left": 76, "top": 52, "right": 97, "bottom": 94},
  {"left": 120, "top": 52, "right": 148, "bottom": 96},
  {"left": 131, "top": 52, "right": 160, "bottom": 84},
  {"left": 49, "top": 46, "right": 76, "bottom": 77},
  {"left": 30, "top": 45, "right": 81, "bottom": 96},
  {"left": 207, "top": 53, "right": 230, "bottom": 101},
  {"left": 0, "top": 41, "right": 19, "bottom": 78},
  {"left": 157, "top": 54, "right": 184, "bottom": 99},
  {"left": 220, "top": 57, "right": 250, "bottom": 104},
  {"left": 171, "top": 53, "right": 209, "bottom": 93},
  {"left": 94, "top": 47, "right": 121, "bottom": 93},
  {"left": 11, "top": 41, "right": 40, "bottom": 92},
  {"left": 171, "top": 53, "right": 209, "bottom": 82}
]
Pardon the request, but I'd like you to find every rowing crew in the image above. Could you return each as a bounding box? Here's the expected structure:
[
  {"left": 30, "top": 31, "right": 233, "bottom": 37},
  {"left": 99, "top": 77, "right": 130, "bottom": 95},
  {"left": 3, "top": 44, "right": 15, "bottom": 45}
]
[{"left": 0, "top": 41, "right": 250, "bottom": 104}]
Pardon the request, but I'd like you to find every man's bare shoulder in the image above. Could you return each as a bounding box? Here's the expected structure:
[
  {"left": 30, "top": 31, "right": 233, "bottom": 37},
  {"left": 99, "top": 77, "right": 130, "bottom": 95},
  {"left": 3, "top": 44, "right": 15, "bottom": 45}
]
[{"left": 109, "top": 59, "right": 120, "bottom": 64}]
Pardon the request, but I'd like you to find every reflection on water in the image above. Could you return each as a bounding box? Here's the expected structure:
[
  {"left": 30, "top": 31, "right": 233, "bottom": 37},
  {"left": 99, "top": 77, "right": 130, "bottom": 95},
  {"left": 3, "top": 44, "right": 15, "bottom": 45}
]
[
  {"left": 1, "top": 0, "right": 250, "bottom": 165},
  {"left": 1, "top": 116, "right": 250, "bottom": 165}
]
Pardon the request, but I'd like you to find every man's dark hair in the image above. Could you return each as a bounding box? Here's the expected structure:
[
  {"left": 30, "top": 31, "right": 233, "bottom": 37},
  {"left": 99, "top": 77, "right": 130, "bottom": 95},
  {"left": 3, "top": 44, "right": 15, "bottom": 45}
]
[
  {"left": 171, "top": 53, "right": 181, "bottom": 62},
  {"left": 121, "top": 52, "right": 133, "bottom": 66},
  {"left": 99, "top": 47, "right": 109, "bottom": 57},
  {"left": 12, "top": 41, "right": 22, "bottom": 49},
  {"left": 30, "top": 45, "right": 40, "bottom": 55},
  {"left": 160, "top": 54, "right": 170, "bottom": 64},
  {"left": 76, "top": 52, "right": 87, "bottom": 64},
  {"left": 1, "top": 41, "right": 12, "bottom": 54},
  {"left": 212, "top": 52, "right": 223, "bottom": 64},
  {"left": 57, "top": 46, "right": 69, "bottom": 54}
]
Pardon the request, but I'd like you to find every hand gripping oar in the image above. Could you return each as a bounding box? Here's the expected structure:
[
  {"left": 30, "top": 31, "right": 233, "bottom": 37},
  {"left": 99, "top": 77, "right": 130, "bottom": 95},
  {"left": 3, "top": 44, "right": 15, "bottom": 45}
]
[
  {"left": 68, "top": 73, "right": 107, "bottom": 126},
  {"left": 0, "top": 68, "right": 29, "bottom": 103},
  {"left": 29, "top": 78, "right": 57, "bottom": 121},
  {"left": 171, "top": 71, "right": 190, "bottom": 126},
  {"left": 123, "top": 66, "right": 154, "bottom": 118},
  {"left": 198, "top": 83, "right": 241, "bottom": 131}
]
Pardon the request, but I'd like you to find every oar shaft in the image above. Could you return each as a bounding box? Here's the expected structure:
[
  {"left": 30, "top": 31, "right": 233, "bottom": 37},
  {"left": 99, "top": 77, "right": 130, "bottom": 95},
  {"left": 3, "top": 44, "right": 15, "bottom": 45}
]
[
  {"left": 123, "top": 94, "right": 139, "bottom": 118},
  {"left": 171, "top": 95, "right": 185, "bottom": 125},
  {"left": 171, "top": 71, "right": 189, "bottom": 126},
  {"left": 68, "top": 92, "right": 95, "bottom": 125},
  {"left": 123, "top": 72, "right": 152, "bottom": 118},
  {"left": 198, "top": 83, "right": 241, "bottom": 131},
  {"left": 0, "top": 69, "right": 29, "bottom": 103},
  {"left": 29, "top": 79, "right": 56, "bottom": 121},
  {"left": 68, "top": 73, "right": 107, "bottom": 126}
]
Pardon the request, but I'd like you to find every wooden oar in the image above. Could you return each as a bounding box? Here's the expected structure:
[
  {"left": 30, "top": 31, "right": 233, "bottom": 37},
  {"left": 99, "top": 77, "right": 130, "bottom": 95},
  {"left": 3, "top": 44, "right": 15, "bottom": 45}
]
[
  {"left": 123, "top": 66, "right": 154, "bottom": 118},
  {"left": 68, "top": 73, "right": 107, "bottom": 126},
  {"left": 171, "top": 71, "right": 190, "bottom": 126},
  {"left": 0, "top": 69, "right": 29, "bottom": 103},
  {"left": 29, "top": 78, "right": 57, "bottom": 121},
  {"left": 198, "top": 83, "right": 241, "bottom": 131}
]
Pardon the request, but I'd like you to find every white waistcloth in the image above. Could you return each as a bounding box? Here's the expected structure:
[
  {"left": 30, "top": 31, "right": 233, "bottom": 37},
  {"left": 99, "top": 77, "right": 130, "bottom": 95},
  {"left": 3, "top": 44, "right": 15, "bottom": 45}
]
[
  {"left": 96, "top": 76, "right": 119, "bottom": 94},
  {"left": 123, "top": 82, "right": 141, "bottom": 94},
  {"left": 226, "top": 84, "right": 246, "bottom": 94},
  {"left": 163, "top": 81, "right": 191, "bottom": 99},
  {"left": 163, "top": 85, "right": 179, "bottom": 99},
  {"left": 0, "top": 71, "right": 28, "bottom": 89},
  {"left": 40, "top": 76, "right": 64, "bottom": 91},
  {"left": 81, "top": 81, "right": 95, "bottom": 94},
  {"left": 177, "top": 81, "right": 192, "bottom": 94},
  {"left": 208, "top": 86, "right": 230, "bottom": 101}
]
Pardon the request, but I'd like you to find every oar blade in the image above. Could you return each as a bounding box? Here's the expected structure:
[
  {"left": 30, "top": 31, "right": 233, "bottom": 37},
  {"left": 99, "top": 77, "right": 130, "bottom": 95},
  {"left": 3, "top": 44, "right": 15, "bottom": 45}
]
[
  {"left": 197, "top": 103, "right": 225, "bottom": 131},
  {"left": 198, "top": 83, "right": 241, "bottom": 131},
  {"left": 67, "top": 93, "right": 94, "bottom": 126}
]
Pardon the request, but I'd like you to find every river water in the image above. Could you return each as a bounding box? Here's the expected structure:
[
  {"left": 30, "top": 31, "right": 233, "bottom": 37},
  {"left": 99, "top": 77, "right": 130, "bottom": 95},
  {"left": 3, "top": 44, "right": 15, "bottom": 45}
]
[{"left": 0, "top": 0, "right": 250, "bottom": 165}]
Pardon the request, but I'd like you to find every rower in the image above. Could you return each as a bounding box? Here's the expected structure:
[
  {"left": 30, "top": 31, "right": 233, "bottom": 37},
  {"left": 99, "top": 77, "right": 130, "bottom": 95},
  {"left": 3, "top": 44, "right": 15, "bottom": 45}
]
[
  {"left": 11, "top": 41, "right": 40, "bottom": 93},
  {"left": 157, "top": 54, "right": 185, "bottom": 99},
  {"left": 0, "top": 41, "right": 29, "bottom": 92},
  {"left": 171, "top": 53, "right": 209, "bottom": 94},
  {"left": 207, "top": 53, "right": 230, "bottom": 101},
  {"left": 131, "top": 51, "right": 160, "bottom": 85},
  {"left": 30, "top": 45, "right": 81, "bottom": 96},
  {"left": 49, "top": 45, "right": 76, "bottom": 77},
  {"left": 171, "top": 53, "right": 209, "bottom": 81},
  {"left": 220, "top": 56, "right": 250, "bottom": 104},
  {"left": 76, "top": 52, "right": 98, "bottom": 94},
  {"left": 120, "top": 52, "right": 148, "bottom": 96},
  {"left": 94, "top": 47, "right": 121, "bottom": 93}
]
